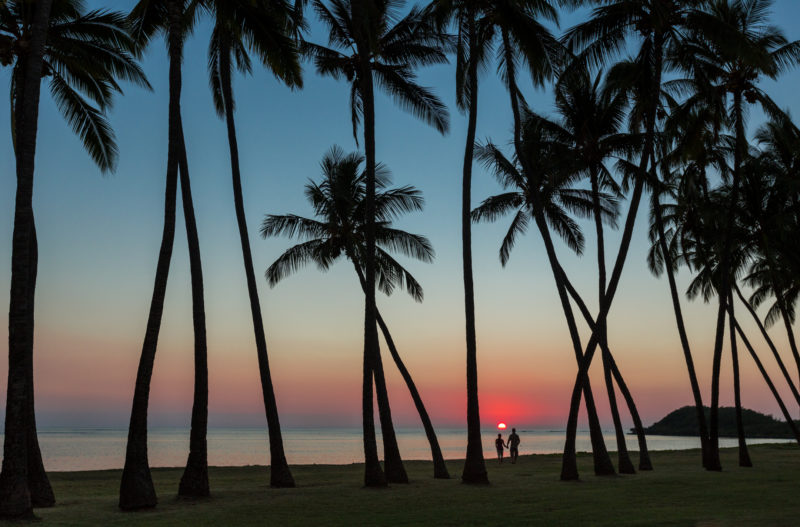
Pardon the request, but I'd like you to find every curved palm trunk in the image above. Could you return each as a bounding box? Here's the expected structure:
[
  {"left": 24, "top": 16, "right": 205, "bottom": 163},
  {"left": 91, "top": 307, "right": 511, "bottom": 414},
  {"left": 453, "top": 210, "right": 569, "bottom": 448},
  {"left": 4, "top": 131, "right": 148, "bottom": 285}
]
[
  {"left": 708, "top": 91, "right": 748, "bottom": 472},
  {"left": 0, "top": 2, "right": 55, "bottom": 516},
  {"left": 732, "top": 319, "right": 800, "bottom": 444},
  {"left": 176, "top": 123, "right": 210, "bottom": 497},
  {"left": 218, "top": 43, "right": 294, "bottom": 488},
  {"left": 376, "top": 313, "right": 450, "bottom": 478},
  {"left": 350, "top": 260, "right": 449, "bottom": 478},
  {"left": 735, "top": 285, "right": 800, "bottom": 407},
  {"left": 532, "top": 212, "right": 615, "bottom": 481},
  {"left": 461, "top": 13, "right": 488, "bottom": 485},
  {"left": 119, "top": 0, "right": 183, "bottom": 509},
  {"left": 728, "top": 291, "right": 752, "bottom": 467},
  {"left": 562, "top": 276, "right": 652, "bottom": 470},
  {"left": 372, "top": 342, "right": 409, "bottom": 483},
  {"left": 652, "top": 193, "right": 712, "bottom": 468},
  {"left": 353, "top": 7, "right": 386, "bottom": 485},
  {"left": 591, "top": 169, "right": 635, "bottom": 475}
]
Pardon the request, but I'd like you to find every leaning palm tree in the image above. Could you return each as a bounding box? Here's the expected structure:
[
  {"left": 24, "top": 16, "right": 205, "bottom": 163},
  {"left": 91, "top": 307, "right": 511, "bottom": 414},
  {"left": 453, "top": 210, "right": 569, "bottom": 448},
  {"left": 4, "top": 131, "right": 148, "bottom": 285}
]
[
  {"left": 472, "top": 112, "right": 620, "bottom": 481},
  {"left": 564, "top": 0, "right": 714, "bottom": 473},
  {"left": 0, "top": 0, "right": 148, "bottom": 517},
  {"left": 676, "top": 0, "right": 800, "bottom": 469},
  {"left": 121, "top": 0, "right": 209, "bottom": 508},
  {"left": 305, "top": 0, "right": 449, "bottom": 486},
  {"left": 203, "top": 0, "right": 303, "bottom": 489},
  {"left": 546, "top": 63, "right": 650, "bottom": 474},
  {"left": 261, "top": 146, "right": 449, "bottom": 478}
]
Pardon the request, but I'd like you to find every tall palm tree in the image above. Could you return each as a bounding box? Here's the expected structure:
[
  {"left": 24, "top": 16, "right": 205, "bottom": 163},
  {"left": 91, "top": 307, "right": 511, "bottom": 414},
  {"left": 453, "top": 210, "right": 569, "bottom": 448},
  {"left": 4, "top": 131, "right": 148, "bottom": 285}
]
[
  {"left": 0, "top": 0, "right": 147, "bottom": 517},
  {"left": 120, "top": 0, "right": 206, "bottom": 508},
  {"left": 305, "top": 0, "right": 449, "bottom": 486},
  {"left": 431, "top": 0, "right": 562, "bottom": 484},
  {"left": 261, "top": 147, "right": 449, "bottom": 478},
  {"left": 564, "top": 0, "right": 713, "bottom": 473},
  {"left": 204, "top": 0, "right": 303, "bottom": 489},
  {"left": 676, "top": 0, "right": 800, "bottom": 469},
  {"left": 472, "top": 113, "right": 620, "bottom": 480},
  {"left": 546, "top": 63, "right": 649, "bottom": 473}
]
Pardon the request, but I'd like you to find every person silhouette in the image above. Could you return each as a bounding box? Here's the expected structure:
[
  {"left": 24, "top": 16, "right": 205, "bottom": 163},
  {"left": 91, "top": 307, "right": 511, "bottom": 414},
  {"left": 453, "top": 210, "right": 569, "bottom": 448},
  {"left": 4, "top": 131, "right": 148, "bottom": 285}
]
[
  {"left": 508, "top": 428, "right": 520, "bottom": 464},
  {"left": 495, "top": 433, "right": 507, "bottom": 464}
]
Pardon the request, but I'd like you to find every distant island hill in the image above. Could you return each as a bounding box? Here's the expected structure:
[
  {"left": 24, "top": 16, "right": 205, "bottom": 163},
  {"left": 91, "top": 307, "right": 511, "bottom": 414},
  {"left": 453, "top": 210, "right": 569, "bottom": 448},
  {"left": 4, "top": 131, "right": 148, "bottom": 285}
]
[{"left": 639, "top": 406, "right": 799, "bottom": 439}]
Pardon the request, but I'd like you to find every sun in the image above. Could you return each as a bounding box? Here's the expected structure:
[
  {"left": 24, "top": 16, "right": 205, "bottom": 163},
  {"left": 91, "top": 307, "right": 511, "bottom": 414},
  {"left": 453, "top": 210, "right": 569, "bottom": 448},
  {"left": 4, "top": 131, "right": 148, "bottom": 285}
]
[{"left": 497, "top": 422, "right": 507, "bottom": 430}]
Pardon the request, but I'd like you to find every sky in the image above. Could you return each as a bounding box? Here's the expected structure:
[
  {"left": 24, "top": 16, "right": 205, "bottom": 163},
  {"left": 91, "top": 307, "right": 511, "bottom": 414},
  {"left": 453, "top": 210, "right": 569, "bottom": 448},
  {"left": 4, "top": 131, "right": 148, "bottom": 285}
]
[{"left": 2, "top": 0, "right": 800, "bottom": 432}]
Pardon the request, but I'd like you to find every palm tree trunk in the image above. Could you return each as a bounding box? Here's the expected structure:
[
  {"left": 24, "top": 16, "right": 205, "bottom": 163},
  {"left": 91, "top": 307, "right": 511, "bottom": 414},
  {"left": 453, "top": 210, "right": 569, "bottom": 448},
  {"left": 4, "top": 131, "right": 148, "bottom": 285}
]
[
  {"left": 119, "top": 0, "right": 183, "bottom": 509},
  {"left": 218, "top": 41, "right": 294, "bottom": 488},
  {"left": 176, "top": 123, "right": 210, "bottom": 497},
  {"left": 561, "top": 274, "right": 652, "bottom": 471},
  {"left": 734, "top": 285, "right": 800, "bottom": 407},
  {"left": 728, "top": 290, "right": 752, "bottom": 467},
  {"left": 461, "top": 12, "right": 488, "bottom": 485},
  {"left": 732, "top": 319, "right": 800, "bottom": 444},
  {"left": 708, "top": 90, "right": 748, "bottom": 472},
  {"left": 376, "top": 313, "right": 450, "bottom": 478},
  {"left": 372, "top": 342, "right": 409, "bottom": 483},
  {"left": 531, "top": 213, "right": 615, "bottom": 481},
  {"left": 0, "top": 2, "right": 54, "bottom": 516},
  {"left": 591, "top": 168, "right": 635, "bottom": 475},
  {"left": 350, "top": 259, "right": 449, "bottom": 479},
  {"left": 652, "top": 192, "right": 712, "bottom": 469},
  {"left": 353, "top": 5, "right": 385, "bottom": 485}
]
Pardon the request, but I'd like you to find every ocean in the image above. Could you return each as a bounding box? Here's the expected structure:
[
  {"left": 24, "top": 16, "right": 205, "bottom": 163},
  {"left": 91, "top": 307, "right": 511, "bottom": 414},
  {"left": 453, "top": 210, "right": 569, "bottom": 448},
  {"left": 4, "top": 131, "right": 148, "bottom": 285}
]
[{"left": 12, "top": 427, "right": 791, "bottom": 472}]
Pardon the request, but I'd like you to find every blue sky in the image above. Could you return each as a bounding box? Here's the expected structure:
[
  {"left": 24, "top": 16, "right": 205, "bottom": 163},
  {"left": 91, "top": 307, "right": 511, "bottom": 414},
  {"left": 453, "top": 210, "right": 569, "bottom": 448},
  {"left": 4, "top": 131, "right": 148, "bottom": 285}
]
[{"left": 2, "top": 0, "right": 800, "bottom": 429}]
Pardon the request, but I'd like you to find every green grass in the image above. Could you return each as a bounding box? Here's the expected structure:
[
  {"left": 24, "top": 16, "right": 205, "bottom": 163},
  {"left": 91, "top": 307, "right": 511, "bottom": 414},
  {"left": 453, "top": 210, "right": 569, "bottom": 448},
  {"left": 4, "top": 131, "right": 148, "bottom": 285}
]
[{"left": 5, "top": 444, "right": 800, "bottom": 526}]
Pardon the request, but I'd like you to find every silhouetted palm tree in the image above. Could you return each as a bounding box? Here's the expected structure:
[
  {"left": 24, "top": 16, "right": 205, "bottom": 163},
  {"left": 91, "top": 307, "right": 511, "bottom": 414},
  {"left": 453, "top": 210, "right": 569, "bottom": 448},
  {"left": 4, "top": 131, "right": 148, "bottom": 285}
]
[
  {"left": 0, "top": 0, "right": 147, "bottom": 516},
  {"left": 261, "top": 147, "right": 450, "bottom": 478},
  {"left": 204, "top": 0, "right": 303, "bottom": 489},
  {"left": 547, "top": 63, "right": 649, "bottom": 473},
  {"left": 676, "top": 0, "right": 800, "bottom": 469},
  {"left": 306, "top": 0, "right": 449, "bottom": 486},
  {"left": 565, "top": 0, "right": 713, "bottom": 473},
  {"left": 121, "top": 0, "right": 207, "bottom": 508},
  {"left": 472, "top": 113, "right": 621, "bottom": 480}
]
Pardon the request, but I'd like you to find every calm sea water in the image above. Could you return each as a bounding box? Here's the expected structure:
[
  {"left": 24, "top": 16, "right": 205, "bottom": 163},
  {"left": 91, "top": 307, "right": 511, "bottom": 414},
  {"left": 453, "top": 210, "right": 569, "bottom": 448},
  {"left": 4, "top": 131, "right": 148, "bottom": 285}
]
[{"left": 7, "top": 428, "right": 791, "bottom": 472}]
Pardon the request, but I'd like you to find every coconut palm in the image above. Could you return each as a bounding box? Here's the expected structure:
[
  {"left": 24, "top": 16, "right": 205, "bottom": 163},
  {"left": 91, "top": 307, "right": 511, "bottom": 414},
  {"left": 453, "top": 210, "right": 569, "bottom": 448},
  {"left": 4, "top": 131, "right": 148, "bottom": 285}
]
[
  {"left": 120, "top": 0, "right": 209, "bottom": 508},
  {"left": 546, "top": 63, "right": 650, "bottom": 473},
  {"left": 261, "top": 146, "right": 449, "bottom": 479},
  {"left": 430, "top": 0, "right": 562, "bottom": 484},
  {"left": 675, "top": 0, "right": 800, "bottom": 468},
  {"left": 305, "top": 0, "right": 449, "bottom": 486},
  {"left": 472, "top": 112, "right": 620, "bottom": 480},
  {"left": 564, "top": 0, "right": 715, "bottom": 474},
  {"left": 0, "top": 0, "right": 148, "bottom": 516},
  {"left": 203, "top": 0, "right": 303, "bottom": 489}
]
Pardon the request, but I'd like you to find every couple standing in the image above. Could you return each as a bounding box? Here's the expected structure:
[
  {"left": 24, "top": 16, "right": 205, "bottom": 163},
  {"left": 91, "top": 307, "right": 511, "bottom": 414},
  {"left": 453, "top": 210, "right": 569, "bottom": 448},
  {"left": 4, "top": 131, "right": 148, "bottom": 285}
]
[{"left": 495, "top": 428, "right": 520, "bottom": 464}]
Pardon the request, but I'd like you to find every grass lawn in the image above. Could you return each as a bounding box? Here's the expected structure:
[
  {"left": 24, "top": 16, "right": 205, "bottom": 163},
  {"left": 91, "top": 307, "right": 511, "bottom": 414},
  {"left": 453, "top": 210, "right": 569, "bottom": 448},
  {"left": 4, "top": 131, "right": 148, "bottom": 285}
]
[{"left": 5, "top": 443, "right": 800, "bottom": 526}]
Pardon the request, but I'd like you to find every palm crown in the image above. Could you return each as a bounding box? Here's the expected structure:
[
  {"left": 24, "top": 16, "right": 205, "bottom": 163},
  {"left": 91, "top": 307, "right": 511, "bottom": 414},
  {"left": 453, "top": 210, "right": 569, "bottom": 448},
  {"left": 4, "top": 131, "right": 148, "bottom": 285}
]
[
  {"left": 261, "top": 146, "right": 434, "bottom": 301},
  {"left": 1, "top": 0, "right": 150, "bottom": 171},
  {"left": 304, "top": 0, "right": 450, "bottom": 141}
]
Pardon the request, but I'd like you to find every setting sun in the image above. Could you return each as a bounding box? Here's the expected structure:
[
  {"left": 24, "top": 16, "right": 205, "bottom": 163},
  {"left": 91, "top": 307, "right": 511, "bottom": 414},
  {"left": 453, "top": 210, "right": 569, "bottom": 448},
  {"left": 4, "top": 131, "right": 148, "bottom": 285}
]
[{"left": 497, "top": 422, "right": 507, "bottom": 430}]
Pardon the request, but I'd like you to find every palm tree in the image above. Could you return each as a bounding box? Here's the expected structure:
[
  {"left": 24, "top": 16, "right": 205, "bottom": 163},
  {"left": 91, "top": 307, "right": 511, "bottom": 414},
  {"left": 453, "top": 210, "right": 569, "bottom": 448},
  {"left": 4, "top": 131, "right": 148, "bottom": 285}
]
[
  {"left": 204, "top": 0, "right": 303, "bottom": 489},
  {"left": 305, "top": 0, "right": 449, "bottom": 486},
  {"left": 676, "top": 0, "right": 800, "bottom": 469},
  {"left": 472, "top": 112, "right": 620, "bottom": 480},
  {"left": 546, "top": 63, "right": 648, "bottom": 473},
  {"left": 261, "top": 147, "right": 450, "bottom": 479},
  {"left": 431, "top": 0, "right": 562, "bottom": 484},
  {"left": 0, "top": 0, "right": 147, "bottom": 517},
  {"left": 120, "top": 0, "right": 206, "bottom": 508},
  {"left": 564, "top": 0, "right": 714, "bottom": 472}
]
